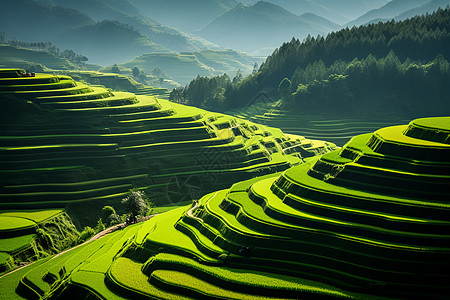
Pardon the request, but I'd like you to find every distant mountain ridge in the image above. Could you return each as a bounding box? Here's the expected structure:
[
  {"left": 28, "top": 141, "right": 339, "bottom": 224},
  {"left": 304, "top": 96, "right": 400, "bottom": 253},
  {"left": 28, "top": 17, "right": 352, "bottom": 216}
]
[
  {"left": 395, "top": 0, "right": 450, "bottom": 20},
  {"left": 128, "top": 0, "right": 240, "bottom": 32},
  {"left": 1, "top": 0, "right": 219, "bottom": 66},
  {"left": 238, "top": 0, "right": 389, "bottom": 24},
  {"left": 197, "top": 1, "right": 339, "bottom": 55},
  {"left": 55, "top": 20, "right": 169, "bottom": 66},
  {"left": 36, "top": 0, "right": 155, "bottom": 24},
  {"left": 346, "top": 0, "right": 431, "bottom": 27},
  {"left": 0, "top": 0, "right": 94, "bottom": 42},
  {"left": 35, "top": 0, "right": 217, "bottom": 53}
]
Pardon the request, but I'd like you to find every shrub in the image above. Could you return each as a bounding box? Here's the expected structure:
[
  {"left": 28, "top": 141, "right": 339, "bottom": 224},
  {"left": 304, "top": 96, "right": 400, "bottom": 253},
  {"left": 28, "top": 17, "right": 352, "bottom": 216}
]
[
  {"left": 94, "top": 219, "right": 105, "bottom": 233},
  {"left": 78, "top": 226, "right": 95, "bottom": 243},
  {"left": 36, "top": 228, "right": 54, "bottom": 250},
  {"left": 121, "top": 189, "right": 153, "bottom": 220}
]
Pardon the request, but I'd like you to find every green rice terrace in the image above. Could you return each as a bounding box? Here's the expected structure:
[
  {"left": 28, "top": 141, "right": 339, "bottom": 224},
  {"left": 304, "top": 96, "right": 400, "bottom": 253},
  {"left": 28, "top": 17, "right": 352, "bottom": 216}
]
[
  {"left": 0, "top": 68, "right": 335, "bottom": 274},
  {"left": 1, "top": 113, "right": 449, "bottom": 299},
  {"left": 228, "top": 102, "right": 409, "bottom": 147}
]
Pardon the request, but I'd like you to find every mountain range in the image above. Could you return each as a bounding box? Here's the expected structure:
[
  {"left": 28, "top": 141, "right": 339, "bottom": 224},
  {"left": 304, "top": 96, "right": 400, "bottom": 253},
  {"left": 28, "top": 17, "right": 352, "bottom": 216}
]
[
  {"left": 55, "top": 20, "right": 169, "bottom": 66},
  {"left": 346, "top": 0, "right": 431, "bottom": 27},
  {"left": 239, "top": 0, "right": 389, "bottom": 24},
  {"left": 128, "top": 0, "right": 240, "bottom": 32},
  {"left": 197, "top": 1, "right": 339, "bottom": 54},
  {"left": 2, "top": 0, "right": 450, "bottom": 73}
]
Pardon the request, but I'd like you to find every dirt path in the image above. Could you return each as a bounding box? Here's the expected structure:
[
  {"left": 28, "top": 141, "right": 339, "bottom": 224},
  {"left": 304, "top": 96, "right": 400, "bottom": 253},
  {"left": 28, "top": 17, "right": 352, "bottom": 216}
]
[{"left": 0, "top": 215, "right": 156, "bottom": 279}]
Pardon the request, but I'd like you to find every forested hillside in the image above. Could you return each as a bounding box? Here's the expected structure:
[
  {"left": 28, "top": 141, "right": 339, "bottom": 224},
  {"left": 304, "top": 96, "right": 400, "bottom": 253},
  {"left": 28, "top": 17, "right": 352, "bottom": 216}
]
[{"left": 171, "top": 8, "right": 450, "bottom": 118}]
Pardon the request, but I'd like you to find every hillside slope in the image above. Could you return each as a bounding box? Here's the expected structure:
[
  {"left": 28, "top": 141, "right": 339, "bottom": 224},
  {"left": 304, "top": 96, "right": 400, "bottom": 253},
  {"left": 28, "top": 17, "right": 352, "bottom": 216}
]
[
  {"left": 0, "top": 68, "right": 335, "bottom": 272},
  {"left": 54, "top": 20, "right": 169, "bottom": 66},
  {"left": 121, "top": 50, "right": 264, "bottom": 85},
  {"left": 0, "top": 45, "right": 77, "bottom": 71},
  {"left": 5, "top": 117, "right": 449, "bottom": 299}
]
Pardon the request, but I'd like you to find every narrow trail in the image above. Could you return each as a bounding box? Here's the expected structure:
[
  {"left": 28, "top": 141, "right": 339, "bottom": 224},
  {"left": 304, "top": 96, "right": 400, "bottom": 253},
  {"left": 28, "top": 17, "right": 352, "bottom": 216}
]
[{"left": 0, "top": 215, "right": 156, "bottom": 279}]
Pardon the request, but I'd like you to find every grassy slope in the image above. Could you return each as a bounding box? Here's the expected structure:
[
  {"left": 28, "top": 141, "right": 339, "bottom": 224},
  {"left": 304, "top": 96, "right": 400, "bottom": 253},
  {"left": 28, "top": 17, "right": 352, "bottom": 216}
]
[
  {"left": 0, "top": 68, "right": 333, "bottom": 276},
  {"left": 7, "top": 118, "right": 449, "bottom": 300}
]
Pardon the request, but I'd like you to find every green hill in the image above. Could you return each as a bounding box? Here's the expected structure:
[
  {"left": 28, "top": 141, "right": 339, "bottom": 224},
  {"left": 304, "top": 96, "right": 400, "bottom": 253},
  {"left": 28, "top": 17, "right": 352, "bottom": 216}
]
[
  {"left": 0, "top": 45, "right": 77, "bottom": 71},
  {"left": 3, "top": 116, "right": 449, "bottom": 299},
  {"left": 54, "top": 20, "right": 169, "bottom": 66},
  {"left": 58, "top": 70, "right": 172, "bottom": 98},
  {"left": 120, "top": 50, "right": 264, "bottom": 85},
  {"left": 0, "top": 68, "right": 334, "bottom": 273}
]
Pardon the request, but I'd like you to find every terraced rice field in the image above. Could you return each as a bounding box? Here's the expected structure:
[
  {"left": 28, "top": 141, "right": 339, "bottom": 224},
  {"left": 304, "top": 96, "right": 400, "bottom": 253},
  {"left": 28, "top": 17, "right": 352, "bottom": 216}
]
[
  {"left": 0, "top": 209, "right": 63, "bottom": 273},
  {"left": 5, "top": 117, "right": 448, "bottom": 299},
  {"left": 0, "top": 45, "right": 76, "bottom": 70},
  {"left": 58, "top": 70, "right": 171, "bottom": 99},
  {"left": 0, "top": 68, "right": 334, "bottom": 272},
  {"left": 228, "top": 105, "right": 408, "bottom": 146}
]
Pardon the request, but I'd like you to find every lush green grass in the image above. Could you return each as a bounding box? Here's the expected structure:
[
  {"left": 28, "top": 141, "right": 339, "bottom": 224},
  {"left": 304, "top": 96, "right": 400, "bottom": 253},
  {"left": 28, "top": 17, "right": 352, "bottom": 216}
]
[
  {"left": 150, "top": 269, "right": 283, "bottom": 300},
  {"left": 109, "top": 257, "right": 189, "bottom": 299},
  {"left": 412, "top": 117, "right": 450, "bottom": 131},
  {"left": 0, "top": 252, "right": 11, "bottom": 267},
  {"left": 69, "top": 271, "right": 126, "bottom": 299},
  {"left": 375, "top": 125, "right": 450, "bottom": 147},
  {"left": 0, "top": 210, "right": 62, "bottom": 223},
  {"left": 0, "top": 235, "right": 36, "bottom": 252},
  {"left": 0, "top": 257, "right": 50, "bottom": 300},
  {"left": 147, "top": 253, "right": 352, "bottom": 298},
  {"left": 152, "top": 201, "right": 193, "bottom": 214},
  {"left": 137, "top": 207, "right": 220, "bottom": 263},
  {"left": 0, "top": 68, "right": 369, "bottom": 299},
  {"left": 4, "top": 117, "right": 448, "bottom": 300},
  {"left": 0, "top": 217, "right": 35, "bottom": 232}
]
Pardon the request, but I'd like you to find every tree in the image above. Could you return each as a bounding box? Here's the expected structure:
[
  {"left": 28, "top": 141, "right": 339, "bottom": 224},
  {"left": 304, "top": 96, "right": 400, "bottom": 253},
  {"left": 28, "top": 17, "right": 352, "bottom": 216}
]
[
  {"left": 0, "top": 32, "right": 7, "bottom": 43},
  {"left": 78, "top": 226, "right": 95, "bottom": 243},
  {"left": 111, "top": 64, "right": 121, "bottom": 74},
  {"left": 121, "top": 189, "right": 152, "bottom": 222},
  {"left": 232, "top": 70, "right": 243, "bottom": 85},
  {"left": 278, "top": 78, "right": 292, "bottom": 100},
  {"left": 132, "top": 67, "right": 140, "bottom": 78},
  {"left": 252, "top": 62, "right": 259, "bottom": 74},
  {"left": 94, "top": 218, "right": 105, "bottom": 233},
  {"left": 151, "top": 67, "right": 167, "bottom": 79},
  {"left": 102, "top": 206, "right": 120, "bottom": 226}
]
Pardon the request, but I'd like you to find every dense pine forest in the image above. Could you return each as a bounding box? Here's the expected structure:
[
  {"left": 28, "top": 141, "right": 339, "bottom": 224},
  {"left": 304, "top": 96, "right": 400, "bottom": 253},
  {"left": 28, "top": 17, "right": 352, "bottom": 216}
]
[{"left": 170, "top": 8, "right": 450, "bottom": 116}]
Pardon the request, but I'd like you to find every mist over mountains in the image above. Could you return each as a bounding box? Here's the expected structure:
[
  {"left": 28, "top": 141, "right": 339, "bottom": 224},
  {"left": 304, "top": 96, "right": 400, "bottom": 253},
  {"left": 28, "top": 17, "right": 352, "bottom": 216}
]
[
  {"left": 197, "top": 1, "right": 339, "bottom": 55},
  {"left": 2, "top": 0, "right": 450, "bottom": 77},
  {"left": 239, "top": 0, "right": 390, "bottom": 24}
]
